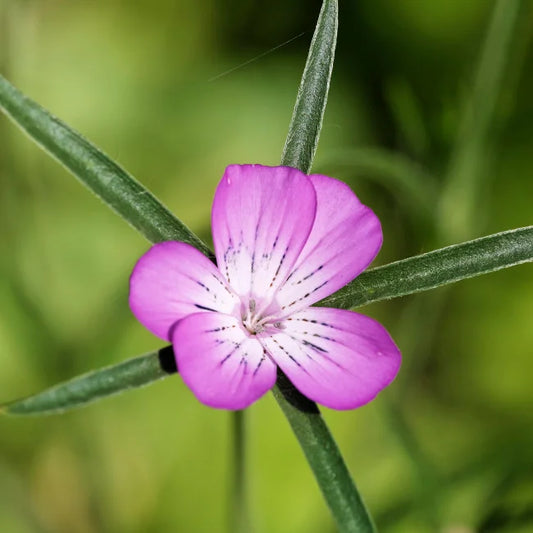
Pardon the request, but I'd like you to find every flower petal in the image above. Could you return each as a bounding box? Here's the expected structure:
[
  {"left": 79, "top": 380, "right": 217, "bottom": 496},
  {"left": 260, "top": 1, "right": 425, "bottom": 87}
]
[
  {"left": 129, "top": 241, "right": 239, "bottom": 341},
  {"left": 275, "top": 174, "right": 382, "bottom": 313},
  {"left": 258, "top": 307, "right": 400, "bottom": 410},
  {"left": 172, "top": 312, "right": 277, "bottom": 409},
  {"left": 212, "top": 164, "right": 317, "bottom": 304}
]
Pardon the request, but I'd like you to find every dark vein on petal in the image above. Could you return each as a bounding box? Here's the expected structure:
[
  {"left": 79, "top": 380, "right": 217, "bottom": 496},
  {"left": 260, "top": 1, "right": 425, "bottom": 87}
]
[
  {"left": 313, "top": 333, "right": 334, "bottom": 341},
  {"left": 289, "top": 338, "right": 334, "bottom": 381},
  {"left": 270, "top": 245, "right": 289, "bottom": 288},
  {"left": 220, "top": 341, "right": 243, "bottom": 365},
  {"left": 302, "top": 339, "right": 328, "bottom": 353},
  {"left": 295, "top": 264, "right": 324, "bottom": 285},
  {"left": 224, "top": 234, "right": 233, "bottom": 283},
  {"left": 210, "top": 272, "right": 233, "bottom": 296},
  {"left": 251, "top": 251, "right": 256, "bottom": 274},
  {"left": 283, "top": 280, "right": 329, "bottom": 310},
  {"left": 271, "top": 337, "right": 310, "bottom": 374},
  {"left": 233, "top": 353, "right": 250, "bottom": 392},
  {"left": 253, "top": 350, "right": 267, "bottom": 376},
  {"left": 293, "top": 334, "right": 345, "bottom": 370},
  {"left": 194, "top": 303, "right": 218, "bottom": 312},
  {"left": 205, "top": 323, "right": 236, "bottom": 333},
  {"left": 194, "top": 280, "right": 216, "bottom": 299}
]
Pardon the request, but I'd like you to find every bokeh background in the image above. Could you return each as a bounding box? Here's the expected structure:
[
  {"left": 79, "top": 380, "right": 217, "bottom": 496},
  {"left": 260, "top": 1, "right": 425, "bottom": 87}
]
[{"left": 1, "top": 1, "right": 532, "bottom": 532}]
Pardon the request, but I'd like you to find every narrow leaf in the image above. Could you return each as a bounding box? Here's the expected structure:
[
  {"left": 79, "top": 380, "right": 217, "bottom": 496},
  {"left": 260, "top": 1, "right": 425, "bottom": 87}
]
[
  {"left": 0, "top": 75, "right": 212, "bottom": 257},
  {"left": 320, "top": 226, "right": 533, "bottom": 310},
  {"left": 5, "top": 227, "right": 530, "bottom": 416},
  {"left": 281, "top": 0, "right": 338, "bottom": 173},
  {"left": 1, "top": 346, "right": 176, "bottom": 416}
]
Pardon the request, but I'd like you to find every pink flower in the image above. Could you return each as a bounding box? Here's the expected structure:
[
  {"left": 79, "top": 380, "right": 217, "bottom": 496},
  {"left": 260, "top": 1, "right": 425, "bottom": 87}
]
[{"left": 129, "top": 165, "right": 401, "bottom": 410}]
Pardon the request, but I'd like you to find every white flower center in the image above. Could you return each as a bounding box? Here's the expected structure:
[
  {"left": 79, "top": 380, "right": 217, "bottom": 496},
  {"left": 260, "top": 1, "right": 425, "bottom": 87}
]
[{"left": 241, "top": 298, "right": 283, "bottom": 335}]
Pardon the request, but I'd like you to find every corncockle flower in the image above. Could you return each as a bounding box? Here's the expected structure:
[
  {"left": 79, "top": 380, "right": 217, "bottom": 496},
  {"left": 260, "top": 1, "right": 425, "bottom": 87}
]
[{"left": 129, "top": 165, "right": 401, "bottom": 410}]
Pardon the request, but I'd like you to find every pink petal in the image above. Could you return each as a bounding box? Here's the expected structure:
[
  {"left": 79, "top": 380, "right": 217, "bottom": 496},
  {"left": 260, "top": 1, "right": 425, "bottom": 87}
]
[
  {"left": 172, "top": 312, "right": 277, "bottom": 409},
  {"left": 258, "top": 307, "right": 400, "bottom": 410},
  {"left": 275, "top": 174, "right": 382, "bottom": 314},
  {"left": 129, "top": 241, "right": 239, "bottom": 341},
  {"left": 211, "top": 165, "right": 317, "bottom": 305}
]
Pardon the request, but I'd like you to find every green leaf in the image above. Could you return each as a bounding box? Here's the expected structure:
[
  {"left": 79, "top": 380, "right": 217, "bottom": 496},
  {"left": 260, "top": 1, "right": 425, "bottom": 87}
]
[
  {"left": 0, "top": 75, "right": 212, "bottom": 257},
  {"left": 1, "top": 346, "right": 176, "bottom": 416},
  {"left": 320, "top": 226, "right": 533, "bottom": 310},
  {"left": 281, "top": 0, "right": 337, "bottom": 173}
]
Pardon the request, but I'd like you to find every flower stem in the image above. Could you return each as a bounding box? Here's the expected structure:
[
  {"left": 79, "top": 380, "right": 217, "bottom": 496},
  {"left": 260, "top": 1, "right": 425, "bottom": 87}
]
[
  {"left": 230, "top": 410, "right": 250, "bottom": 533},
  {"left": 272, "top": 372, "right": 376, "bottom": 533}
]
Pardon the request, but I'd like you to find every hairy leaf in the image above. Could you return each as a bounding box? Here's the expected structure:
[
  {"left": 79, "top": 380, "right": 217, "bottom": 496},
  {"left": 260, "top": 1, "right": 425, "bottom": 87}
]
[
  {"left": 1, "top": 347, "right": 176, "bottom": 416},
  {"left": 321, "top": 226, "right": 533, "bottom": 310},
  {"left": 0, "top": 75, "right": 212, "bottom": 257}
]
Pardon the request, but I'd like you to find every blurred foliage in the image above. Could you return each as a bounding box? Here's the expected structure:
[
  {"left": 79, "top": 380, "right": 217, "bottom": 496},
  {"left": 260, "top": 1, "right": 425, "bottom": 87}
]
[{"left": 0, "top": 1, "right": 532, "bottom": 532}]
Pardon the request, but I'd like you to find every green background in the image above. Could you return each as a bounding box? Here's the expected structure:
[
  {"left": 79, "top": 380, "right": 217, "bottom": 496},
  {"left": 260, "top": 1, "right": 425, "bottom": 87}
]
[{"left": 0, "top": 1, "right": 532, "bottom": 531}]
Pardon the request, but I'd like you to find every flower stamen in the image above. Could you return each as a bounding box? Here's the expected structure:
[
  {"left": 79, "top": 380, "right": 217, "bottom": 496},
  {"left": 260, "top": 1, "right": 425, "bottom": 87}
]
[{"left": 241, "top": 298, "right": 282, "bottom": 335}]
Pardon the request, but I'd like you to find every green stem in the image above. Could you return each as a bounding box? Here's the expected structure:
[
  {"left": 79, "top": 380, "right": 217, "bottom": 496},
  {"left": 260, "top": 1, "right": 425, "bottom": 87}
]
[
  {"left": 231, "top": 410, "right": 249, "bottom": 533},
  {"left": 273, "top": 372, "right": 376, "bottom": 533}
]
